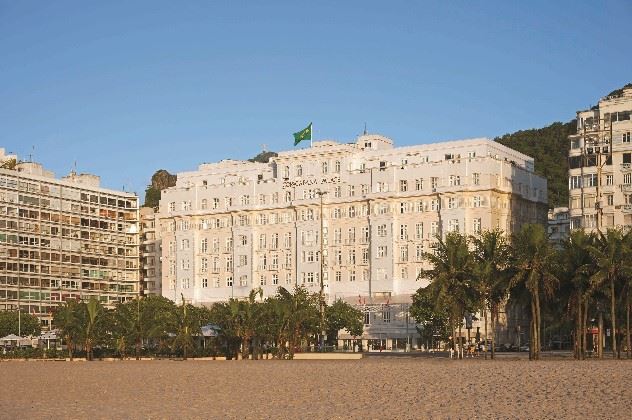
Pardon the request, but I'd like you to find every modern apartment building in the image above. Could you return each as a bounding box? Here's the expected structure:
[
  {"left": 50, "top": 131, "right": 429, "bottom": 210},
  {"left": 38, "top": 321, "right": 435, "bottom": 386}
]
[
  {"left": 140, "top": 207, "right": 162, "bottom": 295},
  {"left": 568, "top": 86, "right": 632, "bottom": 232},
  {"left": 0, "top": 149, "right": 140, "bottom": 329},
  {"left": 158, "top": 134, "right": 547, "bottom": 348}
]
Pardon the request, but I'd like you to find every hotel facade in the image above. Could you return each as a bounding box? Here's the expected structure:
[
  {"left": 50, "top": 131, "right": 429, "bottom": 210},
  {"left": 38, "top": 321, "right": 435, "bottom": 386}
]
[
  {"left": 0, "top": 148, "right": 140, "bottom": 329},
  {"left": 568, "top": 86, "right": 632, "bottom": 232},
  {"left": 158, "top": 134, "right": 547, "bottom": 349}
]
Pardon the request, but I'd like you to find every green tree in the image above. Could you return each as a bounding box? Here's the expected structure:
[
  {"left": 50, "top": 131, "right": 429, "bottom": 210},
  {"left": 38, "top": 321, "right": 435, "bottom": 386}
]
[
  {"left": 143, "top": 169, "right": 177, "bottom": 208},
  {"left": 471, "top": 229, "right": 512, "bottom": 359},
  {"left": 52, "top": 299, "right": 84, "bottom": 360},
  {"left": 81, "top": 296, "right": 108, "bottom": 361},
  {"left": 510, "top": 224, "right": 559, "bottom": 360},
  {"left": 558, "top": 230, "right": 595, "bottom": 359},
  {"left": 325, "top": 299, "right": 363, "bottom": 346},
  {"left": 410, "top": 286, "right": 450, "bottom": 350},
  {"left": 588, "top": 229, "right": 632, "bottom": 359},
  {"left": 420, "top": 232, "right": 479, "bottom": 359},
  {"left": 0, "top": 311, "right": 41, "bottom": 337}
]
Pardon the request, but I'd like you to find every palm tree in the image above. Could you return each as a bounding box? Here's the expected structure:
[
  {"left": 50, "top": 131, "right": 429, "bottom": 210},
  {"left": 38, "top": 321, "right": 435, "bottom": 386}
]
[
  {"left": 588, "top": 228, "right": 632, "bottom": 359},
  {"left": 471, "top": 229, "right": 511, "bottom": 359},
  {"left": 510, "top": 224, "right": 558, "bottom": 360},
  {"left": 83, "top": 296, "right": 106, "bottom": 361},
  {"left": 52, "top": 299, "right": 83, "bottom": 360},
  {"left": 420, "top": 232, "right": 478, "bottom": 359},
  {"left": 559, "top": 230, "right": 595, "bottom": 359}
]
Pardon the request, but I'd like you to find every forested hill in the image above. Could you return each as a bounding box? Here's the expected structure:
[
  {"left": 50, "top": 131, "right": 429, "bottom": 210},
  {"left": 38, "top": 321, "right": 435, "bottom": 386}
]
[{"left": 495, "top": 120, "right": 576, "bottom": 208}]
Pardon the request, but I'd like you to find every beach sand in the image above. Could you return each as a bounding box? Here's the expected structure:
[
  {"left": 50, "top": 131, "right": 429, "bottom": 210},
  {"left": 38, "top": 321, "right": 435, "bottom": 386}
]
[{"left": 1, "top": 358, "right": 630, "bottom": 419}]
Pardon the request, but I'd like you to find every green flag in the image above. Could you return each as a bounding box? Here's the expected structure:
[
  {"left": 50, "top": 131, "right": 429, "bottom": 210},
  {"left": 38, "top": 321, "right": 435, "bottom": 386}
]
[{"left": 293, "top": 122, "right": 312, "bottom": 146}]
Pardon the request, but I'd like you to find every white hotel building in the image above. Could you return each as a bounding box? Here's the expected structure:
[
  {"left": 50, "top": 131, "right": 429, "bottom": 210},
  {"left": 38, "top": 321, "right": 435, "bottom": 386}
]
[{"left": 158, "top": 134, "right": 547, "bottom": 349}]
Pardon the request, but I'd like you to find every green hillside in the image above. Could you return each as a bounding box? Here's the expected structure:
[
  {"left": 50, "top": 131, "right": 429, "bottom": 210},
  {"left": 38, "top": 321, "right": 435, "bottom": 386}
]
[{"left": 495, "top": 120, "right": 576, "bottom": 208}]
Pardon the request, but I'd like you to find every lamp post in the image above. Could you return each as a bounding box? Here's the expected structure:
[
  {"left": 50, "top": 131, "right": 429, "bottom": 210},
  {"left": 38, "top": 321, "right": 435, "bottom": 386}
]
[{"left": 315, "top": 189, "right": 327, "bottom": 351}]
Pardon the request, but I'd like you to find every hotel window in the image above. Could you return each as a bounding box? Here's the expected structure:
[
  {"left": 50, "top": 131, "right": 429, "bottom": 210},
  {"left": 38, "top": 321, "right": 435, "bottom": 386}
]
[
  {"left": 260, "top": 275, "right": 266, "bottom": 286},
  {"left": 377, "top": 246, "right": 387, "bottom": 258},
  {"left": 212, "top": 238, "right": 220, "bottom": 252},
  {"left": 377, "top": 224, "right": 387, "bottom": 237},
  {"left": 362, "top": 248, "right": 369, "bottom": 264},
  {"left": 201, "top": 278, "right": 208, "bottom": 288},
  {"left": 168, "top": 202, "right": 175, "bottom": 212},
  {"left": 214, "top": 278, "right": 220, "bottom": 288},
  {"left": 361, "top": 227, "right": 370, "bottom": 243},
  {"left": 623, "top": 132, "right": 631, "bottom": 143},
  {"left": 361, "top": 184, "right": 369, "bottom": 195},
  {"left": 259, "top": 234, "right": 266, "bottom": 250},
  {"left": 430, "top": 199, "right": 439, "bottom": 211},
  {"left": 348, "top": 206, "right": 356, "bottom": 217},
  {"left": 399, "top": 180, "right": 408, "bottom": 192},
  {"left": 400, "top": 245, "right": 408, "bottom": 262},
  {"left": 285, "top": 191, "right": 292, "bottom": 203},
  {"left": 322, "top": 161, "right": 328, "bottom": 174},
  {"left": 296, "top": 165, "right": 303, "bottom": 177},
  {"left": 272, "top": 192, "right": 279, "bottom": 204},
  {"left": 378, "top": 204, "right": 389, "bottom": 214},
  {"left": 382, "top": 310, "right": 391, "bottom": 323},
  {"left": 238, "top": 275, "right": 249, "bottom": 287},
  {"left": 349, "top": 270, "right": 356, "bottom": 282},
  {"left": 284, "top": 232, "right": 292, "bottom": 248},
  {"left": 431, "top": 221, "right": 439, "bottom": 236},
  {"left": 607, "top": 195, "right": 614, "bottom": 206},
  {"left": 225, "top": 197, "right": 233, "bottom": 208},
  {"left": 258, "top": 194, "right": 266, "bottom": 205},
  {"left": 200, "top": 238, "right": 208, "bottom": 253},
  {"left": 473, "top": 173, "right": 480, "bottom": 186},
  {"left": 307, "top": 272, "right": 315, "bottom": 283},
  {"left": 181, "top": 239, "right": 190, "bottom": 250},
  {"left": 447, "top": 197, "right": 457, "bottom": 209},
  {"left": 473, "top": 218, "right": 482, "bottom": 234},
  {"left": 335, "top": 250, "right": 342, "bottom": 265},
  {"left": 449, "top": 175, "right": 460, "bottom": 186},
  {"left": 362, "top": 269, "right": 369, "bottom": 281},
  {"left": 212, "top": 257, "right": 220, "bottom": 272},
  {"left": 348, "top": 185, "right": 355, "bottom": 197},
  {"left": 334, "top": 228, "right": 342, "bottom": 245},
  {"left": 473, "top": 196, "right": 482, "bottom": 208},
  {"left": 334, "top": 161, "right": 341, "bottom": 173},
  {"left": 334, "top": 186, "right": 342, "bottom": 198},
  {"left": 416, "top": 244, "right": 424, "bottom": 261},
  {"left": 272, "top": 274, "right": 279, "bottom": 285},
  {"left": 569, "top": 175, "right": 582, "bottom": 189},
  {"left": 182, "top": 278, "right": 190, "bottom": 289},
  {"left": 400, "top": 267, "right": 408, "bottom": 280},
  {"left": 448, "top": 219, "right": 459, "bottom": 232},
  {"left": 182, "top": 201, "right": 191, "bottom": 211},
  {"left": 415, "top": 223, "right": 423, "bottom": 239},
  {"left": 200, "top": 258, "right": 208, "bottom": 272},
  {"left": 181, "top": 259, "right": 190, "bottom": 270},
  {"left": 399, "top": 224, "right": 408, "bottom": 240},
  {"left": 415, "top": 178, "right": 423, "bottom": 191},
  {"left": 226, "top": 276, "right": 233, "bottom": 287},
  {"left": 238, "top": 255, "right": 248, "bottom": 267},
  {"left": 377, "top": 182, "right": 388, "bottom": 192},
  {"left": 364, "top": 312, "right": 370, "bottom": 325},
  {"left": 285, "top": 273, "right": 292, "bottom": 285},
  {"left": 606, "top": 174, "right": 613, "bottom": 186},
  {"left": 335, "top": 271, "right": 342, "bottom": 282},
  {"left": 226, "top": 256, "right": 233, "bottom": 271},
  {"left": 431, "top": 177, "right": 438, "bottom": 190},
  {"left": 583, "top": 174, "right": 597, "bottom": 188},
  {"left": 348, "top": 249, "right": 356, "bottom": 264},
  {"left": 240, "top": 195, "right": 250, "bottom": 205},
  {"left": 271, "top": 233, "right": 279, "bottom": 249},
  {"left": 213, "top": 198, "right": 219, "bottom": 209},
  {"left": 283, "top": 166, "right": 290, "bottom": 178},
  {"left": 200, "top": 199, "right": 208, "bottom": 210},
  {"left": 347, "top": 228, "right": 356, "bottom": 244},
  {"left": 624, "top": 173, "right": 632, "bottom": 184}
]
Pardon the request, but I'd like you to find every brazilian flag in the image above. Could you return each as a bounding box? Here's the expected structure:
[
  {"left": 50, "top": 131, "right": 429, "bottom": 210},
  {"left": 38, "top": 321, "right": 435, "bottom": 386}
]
[{"left": 293, "top": 122, "right": 312, "bottom": 146}]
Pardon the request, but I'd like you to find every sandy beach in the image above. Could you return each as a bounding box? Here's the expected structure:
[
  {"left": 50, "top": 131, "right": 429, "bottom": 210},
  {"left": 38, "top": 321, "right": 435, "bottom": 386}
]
[{"left": 1, "top": 358, "right": 630, "bottom": 419}]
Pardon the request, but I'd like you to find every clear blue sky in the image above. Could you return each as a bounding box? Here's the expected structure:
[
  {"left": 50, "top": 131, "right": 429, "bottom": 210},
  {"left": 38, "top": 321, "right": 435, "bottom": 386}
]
[{"left": 1, "top": 1, "right": 630, "bottom": 197}]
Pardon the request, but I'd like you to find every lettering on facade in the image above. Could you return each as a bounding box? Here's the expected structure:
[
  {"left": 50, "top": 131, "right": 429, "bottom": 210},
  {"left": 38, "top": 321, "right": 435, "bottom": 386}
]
[{"left": 282, "top": 176, "right": 340, "bottom": 189}]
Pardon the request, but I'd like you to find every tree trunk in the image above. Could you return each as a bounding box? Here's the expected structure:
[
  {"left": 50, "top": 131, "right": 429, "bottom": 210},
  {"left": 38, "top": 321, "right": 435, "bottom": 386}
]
[
  {"left": 610, "top": 276, "right": 617, "bottom": 359},
  {"left": 491, "top": 303, "right": 496, "bottom": 360},
  {"left": 458, "top": 322, "right": 463, "bottom": 359},
  {"left": 582, "top": 296, "right": 589, "bottom": 360},
  {"left": 575, "top": 297, "right": 582, "bottom": 360},
  {"left": 67, "top": 338, "right": 74, "bottom": 361},
  {"left": 535, "top": 291, "right": 541, "bottom": 360},
  {"left": 450, "top": 318, "right": 456, "bottom": 359},
  {"left": 627, "top": 293, "right": 631, "bottom": 360},
  {"left": 136, "top": 337, "right": 141, "bottom": 360},
  {"left": 484, "top": 304, "right": 488, "bottom": 360}
]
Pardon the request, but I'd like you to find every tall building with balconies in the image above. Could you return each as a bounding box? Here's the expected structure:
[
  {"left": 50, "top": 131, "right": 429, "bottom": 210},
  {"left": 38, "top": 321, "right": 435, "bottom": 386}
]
[
  {"left": 0, "top": 149, "right": 140, "bottom": 329},
  {"left": 140, "top": 207, "right": 162, "bottom": 295},
  {"left": 158, "top": 134, "right": 547, "bottom": 349},
  {"left": 568, "top": 86, "right": 632, "bottom": 231}
]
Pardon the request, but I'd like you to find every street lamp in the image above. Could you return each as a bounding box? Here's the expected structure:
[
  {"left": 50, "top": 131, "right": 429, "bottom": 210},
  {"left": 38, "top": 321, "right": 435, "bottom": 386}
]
[{"left": 315, "top": 189, "right": 327, "bottom": 351}]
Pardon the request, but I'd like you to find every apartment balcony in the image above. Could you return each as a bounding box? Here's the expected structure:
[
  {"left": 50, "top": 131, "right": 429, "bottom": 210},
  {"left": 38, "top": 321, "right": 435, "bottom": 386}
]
[
  {"left": 622, "top": 204, "right": 632, "bottom": 213},
  {"left": 621, "top": 163, "right": 632, "bottom": 172},
  {"left": 621, "top": 184, "right": 632, "bottom": 192}
]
